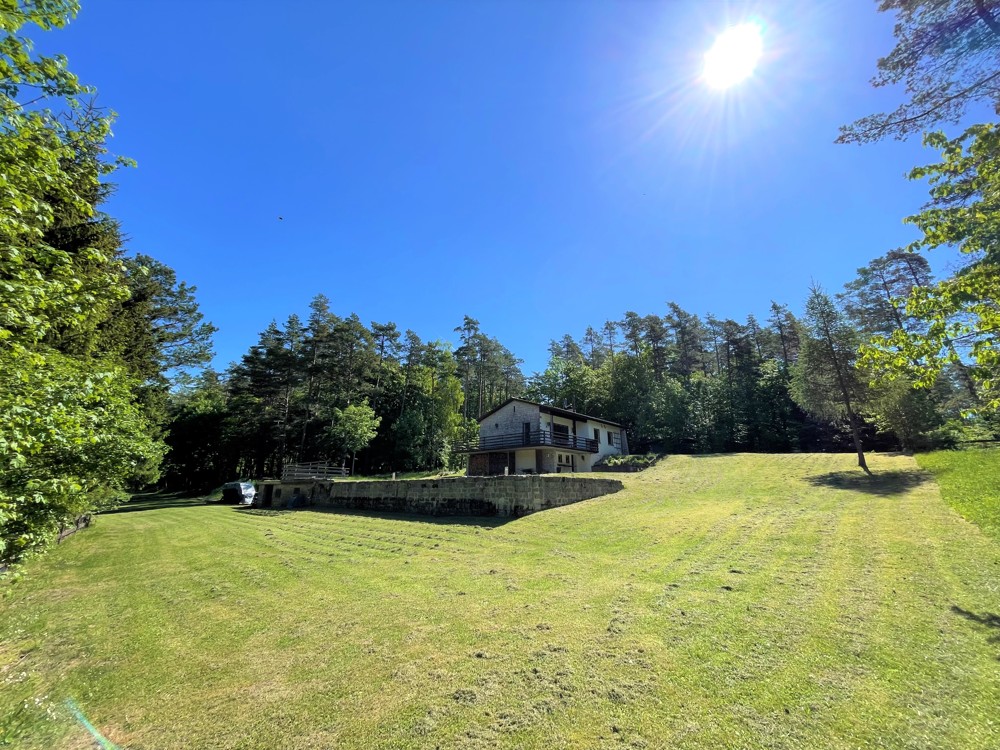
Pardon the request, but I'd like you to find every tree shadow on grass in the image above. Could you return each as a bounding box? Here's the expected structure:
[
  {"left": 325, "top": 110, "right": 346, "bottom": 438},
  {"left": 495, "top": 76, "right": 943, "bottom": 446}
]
[
  {"left": 234, "top": 505, "right": 513, "bottom": 529},
  {"left": 805, "top": 470, "right": 930, "bottom": 496},
  {"left": 102, "top": 492, "right": 207, "bottom": 514},
  {"left": 952, "top": 605, "right": 1000, "bottom": 660}
]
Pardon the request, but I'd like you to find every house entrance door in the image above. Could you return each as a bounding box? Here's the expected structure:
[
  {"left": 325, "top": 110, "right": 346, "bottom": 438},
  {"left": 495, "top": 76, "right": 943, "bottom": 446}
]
[{"left": 488, "top": 452, "right": 509, "bottom": 475}]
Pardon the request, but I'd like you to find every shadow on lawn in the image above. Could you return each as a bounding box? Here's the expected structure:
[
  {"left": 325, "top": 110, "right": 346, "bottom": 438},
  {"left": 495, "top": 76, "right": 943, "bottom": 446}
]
[
  {"left": 952, "top": 605, "right": 1000, "bottom": 659},
  {"left": 234, "top": 505, "right": 513, "bottom": 529},
  {"left": 103, "top": 492, "right": 207, "bottom": 514},
  {"left": 806, "top": 470, "right": 930, "bottom": 496}
]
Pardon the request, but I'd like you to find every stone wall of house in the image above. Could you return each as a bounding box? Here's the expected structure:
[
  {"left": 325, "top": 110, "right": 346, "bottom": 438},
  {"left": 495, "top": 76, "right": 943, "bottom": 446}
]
[
  {"left": 480, "top": 401, "right": 540, "bottom": 440},
  {"left": 259, "top": 475, "right": 624, "bottom": 517}
]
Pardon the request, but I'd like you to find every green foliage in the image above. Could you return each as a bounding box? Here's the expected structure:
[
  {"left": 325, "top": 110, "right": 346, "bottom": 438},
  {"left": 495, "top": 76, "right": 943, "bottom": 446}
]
[
  {"left": 0, "top": 108, "right": 126, "bottom": 351},
  {"left": 327, "top": 401, "right": 380, "bottom": 461},
  {"left": 861, "top": 125, "right": 1000, "bottom": 410},
  {"left": 162, "top": 370, "right": 229, "bottom": 491},
  {"left": 99, "top": 254, "right": 217, "bottom": 381},
  {"left": 454, "top": 315, "right": 524, "bottom": 420},
  {"left": 526, "top": 304, "right": 814, "bottom": 454},
  {"left": 869, "top": 376, "right": 946, "bottom": 450},
  {"left": 926, "top": 412, "right": 1000, "bottom": 447},
  {"left": 177, "top": 306, "right": 478, "bottom": 482},
  {"left": 839, "top": 0, "right": 1000, "bottom": 143},
  {"left": 838, "top": 251, "right": 957, "bottom": 450},
  {"left": 792, "top": 287, "right": 872, "bottom": 471},
  {"left": 0, "top": 1, "right": 211, "bottom": 567},
  {"left": 839, "top": 251, "right": 932, "bottom": 337},
  {"left": 0, "top": 1, "right": 84, "bottom": 100},
  {"left": 0, "top": 348, "right": 161, "bottom": 565},
  {"left": 0, "top": 1, "right": 131, "bottom": 351},
  {"left": 792, "top": 289, "right": 867, "bottom": 423}
]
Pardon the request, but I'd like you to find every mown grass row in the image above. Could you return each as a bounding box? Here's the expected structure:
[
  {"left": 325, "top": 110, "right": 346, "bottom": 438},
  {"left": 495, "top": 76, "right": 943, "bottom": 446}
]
[{"left": 1, "top": 452, "right": 998, "bottom": 749}]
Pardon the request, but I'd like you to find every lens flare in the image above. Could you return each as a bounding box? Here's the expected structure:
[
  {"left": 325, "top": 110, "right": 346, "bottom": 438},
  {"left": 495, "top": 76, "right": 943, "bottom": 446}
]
[{"left": 703, "top": 23, "right": 763, "bottom": 90}]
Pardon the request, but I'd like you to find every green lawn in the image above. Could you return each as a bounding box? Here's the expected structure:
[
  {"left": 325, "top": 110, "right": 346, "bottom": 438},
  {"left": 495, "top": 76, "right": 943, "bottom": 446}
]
[
  {"left": 916, "top": 446, "right": 1000, "bottom": 543},
  {"left": 2, "top": 453, "right": 999, "bottom": 749}
]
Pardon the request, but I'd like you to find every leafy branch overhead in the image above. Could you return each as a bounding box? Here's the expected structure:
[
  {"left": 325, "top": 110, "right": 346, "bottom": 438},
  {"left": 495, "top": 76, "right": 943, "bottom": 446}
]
[{"left": 839, "top": 0, "right": 1000, "bottom": 143}]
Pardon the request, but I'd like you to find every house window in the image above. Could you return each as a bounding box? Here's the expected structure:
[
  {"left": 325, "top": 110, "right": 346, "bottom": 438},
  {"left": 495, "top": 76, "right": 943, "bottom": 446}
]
[{"left": 593, "top": 428, "right": 600, "bottom": 443}]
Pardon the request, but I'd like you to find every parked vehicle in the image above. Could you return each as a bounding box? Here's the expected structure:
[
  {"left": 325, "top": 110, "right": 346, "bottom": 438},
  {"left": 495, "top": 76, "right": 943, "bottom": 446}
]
[{"left": 221, "top": 482, "right": 256, "bottom": 505}]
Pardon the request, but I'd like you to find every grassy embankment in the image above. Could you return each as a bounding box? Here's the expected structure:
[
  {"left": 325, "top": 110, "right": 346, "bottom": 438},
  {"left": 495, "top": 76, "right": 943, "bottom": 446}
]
[
  {"left": 916, "top": 446, "right": 1000, "bottom": 542},
  {"left": 2, "top": 452, "right": 998, "bottom": 749}
]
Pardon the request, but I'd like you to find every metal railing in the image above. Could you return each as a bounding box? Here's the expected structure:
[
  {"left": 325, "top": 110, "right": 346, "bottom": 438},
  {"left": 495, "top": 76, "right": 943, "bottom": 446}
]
[
  {"left": 454, "top": 429, "right": 599, "bottom": 454},
  {"left": 281, "top": 461, "right": 350, "bottom": 481}
]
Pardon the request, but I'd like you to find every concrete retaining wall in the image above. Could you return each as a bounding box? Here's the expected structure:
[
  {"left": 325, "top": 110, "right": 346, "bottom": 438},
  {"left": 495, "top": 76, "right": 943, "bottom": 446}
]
[{"left": 259, "top": 475, "right": 624, "bottom": 517}]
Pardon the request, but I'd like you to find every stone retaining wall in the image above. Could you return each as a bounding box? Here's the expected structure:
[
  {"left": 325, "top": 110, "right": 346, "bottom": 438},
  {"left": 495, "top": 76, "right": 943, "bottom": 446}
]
[{"left": 259, "top": 475, "right": 624, "bottom": 517}]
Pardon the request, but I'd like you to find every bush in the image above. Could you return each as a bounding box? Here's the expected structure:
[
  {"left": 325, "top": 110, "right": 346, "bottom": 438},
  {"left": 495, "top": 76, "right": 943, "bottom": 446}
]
[{"left": 596, "top": 453, "right": 661, "bottom": 470}]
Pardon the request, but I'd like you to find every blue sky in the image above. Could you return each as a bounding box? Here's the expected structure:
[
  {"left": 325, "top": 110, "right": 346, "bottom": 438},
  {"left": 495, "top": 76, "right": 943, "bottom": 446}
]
[{"left": 42, "top": 0, "right": 972, "bottom": 375}]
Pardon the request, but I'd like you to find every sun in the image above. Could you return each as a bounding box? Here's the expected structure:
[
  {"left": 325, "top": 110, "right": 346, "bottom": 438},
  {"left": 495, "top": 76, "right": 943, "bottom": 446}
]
[{"left": 703, "top": 23, "right": 763, "bottom": 90}]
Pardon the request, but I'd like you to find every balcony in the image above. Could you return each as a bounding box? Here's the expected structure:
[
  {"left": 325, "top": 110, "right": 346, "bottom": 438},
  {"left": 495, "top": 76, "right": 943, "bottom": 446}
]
[{"left": 454, "top": 429, "right": 599, "bottom": 454}]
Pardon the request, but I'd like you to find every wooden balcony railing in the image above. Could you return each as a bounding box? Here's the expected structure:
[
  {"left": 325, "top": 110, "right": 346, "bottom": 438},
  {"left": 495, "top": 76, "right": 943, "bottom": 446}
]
[
  {"left": 282, "top": 461, "right": 350, "bottom": 481},
  {"left": 454, "top": 429, "right": 599, "bottom": 454}
]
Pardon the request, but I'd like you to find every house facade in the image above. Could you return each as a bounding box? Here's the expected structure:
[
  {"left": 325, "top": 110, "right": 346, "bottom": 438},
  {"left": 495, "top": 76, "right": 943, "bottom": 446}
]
[{"left": 456, "top": 398, "right": 628, "bottom": 475}]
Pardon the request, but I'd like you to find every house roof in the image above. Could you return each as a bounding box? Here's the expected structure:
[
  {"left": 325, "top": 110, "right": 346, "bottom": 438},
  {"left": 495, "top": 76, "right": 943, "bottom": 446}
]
[{"left": 477, "top": 398, "right": 623, "bottom": 428}]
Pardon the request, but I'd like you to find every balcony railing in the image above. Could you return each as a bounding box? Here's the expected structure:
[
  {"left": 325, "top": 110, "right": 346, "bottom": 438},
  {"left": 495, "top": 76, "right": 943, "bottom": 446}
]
[
  {"left": 282, "top": 461, "right": 350, "bottom": 481},
  {"left": 454, "top": 429, "right": 599, "bottom": 454}
]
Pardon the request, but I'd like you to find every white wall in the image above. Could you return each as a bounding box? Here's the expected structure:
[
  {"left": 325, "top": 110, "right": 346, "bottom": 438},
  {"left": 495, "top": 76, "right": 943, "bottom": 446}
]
[
  {"left": 538, "top": 413, "right": 625, "bottom": 462},
  {"left": 514, "top": 449, "right": 536, "bottom": 473},
  {"left": 589, "top": 420, "right": 626, "bottom": 460}
]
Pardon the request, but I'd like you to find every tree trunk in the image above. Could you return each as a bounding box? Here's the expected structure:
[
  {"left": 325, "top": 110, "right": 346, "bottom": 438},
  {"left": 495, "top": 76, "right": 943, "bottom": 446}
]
[
  {"left": 848, "top": 413, "right": 871, "bottom": 475},
  {"left": 821, "top": 326, "right": 872, "bottom": 476}
]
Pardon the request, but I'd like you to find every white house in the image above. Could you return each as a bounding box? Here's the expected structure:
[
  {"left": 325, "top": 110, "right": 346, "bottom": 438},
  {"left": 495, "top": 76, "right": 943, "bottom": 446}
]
[{"left": 458, "top": 398, "right": 628, "bottom": 475}]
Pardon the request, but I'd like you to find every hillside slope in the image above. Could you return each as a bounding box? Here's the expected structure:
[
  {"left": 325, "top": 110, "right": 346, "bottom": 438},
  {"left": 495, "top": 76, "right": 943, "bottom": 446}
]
[{"left": 2, "top": 453, "right": 998, "bottom": 749}]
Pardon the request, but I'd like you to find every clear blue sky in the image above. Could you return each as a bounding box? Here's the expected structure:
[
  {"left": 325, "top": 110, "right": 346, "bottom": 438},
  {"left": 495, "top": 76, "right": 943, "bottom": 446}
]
[{"left": 42, "top": 0, "right": 971, "bottom": 375}]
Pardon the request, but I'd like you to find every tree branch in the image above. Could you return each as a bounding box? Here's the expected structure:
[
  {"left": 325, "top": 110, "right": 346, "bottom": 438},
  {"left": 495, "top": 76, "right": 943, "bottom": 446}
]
[
  {"left": 840, "top": 69, "right": 1000, "bottom": 142},
  {"left": 973, "top": 0, "right": 1000, "bottom": 39}
]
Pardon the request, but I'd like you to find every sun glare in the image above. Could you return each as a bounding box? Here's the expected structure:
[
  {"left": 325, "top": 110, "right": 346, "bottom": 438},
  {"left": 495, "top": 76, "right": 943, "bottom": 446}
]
[{"left": 703, "top": 23, "right": 763, "bottom": 90}]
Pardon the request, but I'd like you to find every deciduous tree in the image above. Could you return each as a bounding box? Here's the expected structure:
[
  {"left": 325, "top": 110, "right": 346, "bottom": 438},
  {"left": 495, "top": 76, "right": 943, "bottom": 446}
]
[
  {"left": 0, "top": 1, "right": 178, "bottom": 567},
  {"left": 861, "top": 125, "right": 1000, "bottom": 409}
]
